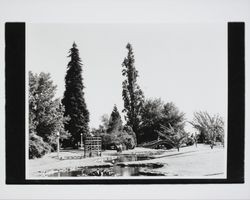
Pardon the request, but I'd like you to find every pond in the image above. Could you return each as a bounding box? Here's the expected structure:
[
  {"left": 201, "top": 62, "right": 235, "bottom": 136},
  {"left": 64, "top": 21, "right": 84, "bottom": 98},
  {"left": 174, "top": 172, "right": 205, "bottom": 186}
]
[
  {"left": 105, "top": 154, "right": 152, "bottom": 163},
  {"left": 49, "top": 154, "right": 165, "bottom": 177}
]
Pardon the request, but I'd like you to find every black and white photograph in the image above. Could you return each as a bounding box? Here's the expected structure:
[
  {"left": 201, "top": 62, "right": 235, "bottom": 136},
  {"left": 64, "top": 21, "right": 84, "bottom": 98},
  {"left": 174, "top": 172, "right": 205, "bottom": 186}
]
[
  {"left": 26, "top": 23, "right": 227, "bottom": 179},
  {"left": 1, "top": 0, "right": 249, "bottom": 199}
]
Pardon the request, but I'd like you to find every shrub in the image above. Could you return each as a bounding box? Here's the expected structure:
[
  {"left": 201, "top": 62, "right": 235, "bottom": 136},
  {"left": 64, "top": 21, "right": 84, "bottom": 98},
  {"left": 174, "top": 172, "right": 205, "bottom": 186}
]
[
  {"left": 97, "top": 107, "right": 137, "bottom": 150},
  {"left": 100, "top": 129, "right": 136, "bottom": 150},
  {"left": 29, "top": 133, "right": 51, "bottom": 159},
  {"left": 186, "top": 136, "right": 195, "bottom": 146},
  {"left": 117, "top": 131, "right": 136, "bottom": 150},
  {"left": 190, "top": 111, "right": 224, "bottom": 149},
  {"left": 157, "top": 124, "right": 188, "bottom": 152},
  {"left": 100, "top": 133, "right": 116, "bottom": 150},
  {"left": 123, "top": 125, "right": 137, "bottom": 147}
]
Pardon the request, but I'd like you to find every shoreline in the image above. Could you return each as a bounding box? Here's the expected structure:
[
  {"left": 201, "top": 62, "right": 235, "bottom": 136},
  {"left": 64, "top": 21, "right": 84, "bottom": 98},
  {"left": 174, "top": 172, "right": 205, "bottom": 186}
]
[
  {"left": 28, "top": 144, "right": 225, "bottom": 177},
  {"left": 28, "top": 147, "right": 163, "bottom": 177}
]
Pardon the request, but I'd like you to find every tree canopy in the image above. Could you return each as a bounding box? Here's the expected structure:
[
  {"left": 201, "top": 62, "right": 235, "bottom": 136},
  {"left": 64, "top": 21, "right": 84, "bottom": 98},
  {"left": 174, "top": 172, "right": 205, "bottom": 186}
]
[
  {"left": 29, "top": 71, "right": 69, "bottom": 158},
  {"left": 139, "top": 98, "right": 186, "bottom": 143}
]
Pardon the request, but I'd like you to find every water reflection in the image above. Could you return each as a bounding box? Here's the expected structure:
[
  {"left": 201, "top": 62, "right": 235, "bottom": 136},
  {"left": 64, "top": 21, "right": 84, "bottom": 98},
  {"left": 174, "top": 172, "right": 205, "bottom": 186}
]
[
  {"left": 49, "top": 154, "right": 159, "bottom": 177},
  {"left": 106, "top": 154, "right": 150, "bottom": 163}
]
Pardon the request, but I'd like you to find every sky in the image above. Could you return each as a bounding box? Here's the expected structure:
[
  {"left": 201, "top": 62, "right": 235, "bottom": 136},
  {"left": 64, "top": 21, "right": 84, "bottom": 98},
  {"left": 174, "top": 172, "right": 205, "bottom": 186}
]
[{"left": 27, "top": 23, "right": 227, "bottom": 132}]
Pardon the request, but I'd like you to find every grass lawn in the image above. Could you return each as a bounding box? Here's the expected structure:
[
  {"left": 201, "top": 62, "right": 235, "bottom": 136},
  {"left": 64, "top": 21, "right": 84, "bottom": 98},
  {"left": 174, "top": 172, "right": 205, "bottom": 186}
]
[{"left": 147, "top": 144, "right": 225, "bottom": 177}]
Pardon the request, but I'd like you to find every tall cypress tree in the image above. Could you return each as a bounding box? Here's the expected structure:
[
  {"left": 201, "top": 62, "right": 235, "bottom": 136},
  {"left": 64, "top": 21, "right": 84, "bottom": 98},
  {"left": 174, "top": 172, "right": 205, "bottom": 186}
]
[
  {"left": 62, "top": 42, "right": 89, "bottom": 148},
  {"left": 122, "top": 43, "right": 144, "bottom": 142}
]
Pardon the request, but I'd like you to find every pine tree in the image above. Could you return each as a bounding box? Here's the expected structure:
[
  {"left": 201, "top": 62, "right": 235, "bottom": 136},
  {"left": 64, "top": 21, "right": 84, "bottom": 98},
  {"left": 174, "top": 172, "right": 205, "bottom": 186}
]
[
  {"left": 122, "top": 43, "right": 144, "bottom": 142},
  {"left": 62, "top": 42, "right": 89, "bottom": 148},
  {"left": 107, "top": 105, "right": 123, "bottom": 133}
]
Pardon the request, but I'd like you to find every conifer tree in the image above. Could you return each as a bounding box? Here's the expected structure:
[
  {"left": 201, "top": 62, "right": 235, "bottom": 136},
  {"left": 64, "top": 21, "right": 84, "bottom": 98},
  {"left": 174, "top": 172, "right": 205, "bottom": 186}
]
[
  {"left": 107, "top": 105, "right": 123, "bottom": 133},
  {"left": 62, "top": 42, "right": 89, "bottom": 148},
  {"left": 122, "top": 43, "right": 144, "bottom": 142}
]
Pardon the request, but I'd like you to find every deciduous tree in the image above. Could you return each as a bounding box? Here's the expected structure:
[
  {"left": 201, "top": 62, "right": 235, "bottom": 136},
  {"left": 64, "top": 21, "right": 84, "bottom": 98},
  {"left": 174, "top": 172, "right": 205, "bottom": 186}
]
[
  {"left": 190, "top": 111, "right": 224, "bottom": 148},
  {"left": 157, "top": 124, "right": 187, "bottom": 152},
  {"left": 122, "top": 43, "right": 144, "bottom": 142},
  {"left": 29, "top": 71, "right": 69, "bottom": 158},
  {"left": 139, "top": 98, "right": 185, "bottom": 143}
]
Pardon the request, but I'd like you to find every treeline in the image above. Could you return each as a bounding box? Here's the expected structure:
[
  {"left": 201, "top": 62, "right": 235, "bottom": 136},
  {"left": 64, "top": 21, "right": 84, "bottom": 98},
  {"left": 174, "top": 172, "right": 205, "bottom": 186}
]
[{"left": 29, "top": 42, "right": 224, "bottom": 158}]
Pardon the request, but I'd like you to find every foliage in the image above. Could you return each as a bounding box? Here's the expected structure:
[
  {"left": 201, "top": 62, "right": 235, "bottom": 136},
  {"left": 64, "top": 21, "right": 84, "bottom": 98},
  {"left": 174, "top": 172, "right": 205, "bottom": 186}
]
[
  {"left": 116, "top": 131, "right": 136, "bottom": 150},
  {"left": 139, "top": 98, "right": 185, "bottom": 143},
  {"left": 190, "top": 111, "right": 224, "bottom": 148},
  {"left": 100, "top": 114, "right": 110, "bottom": 131},
  {"left": 219, "top": 131, "right": 225, "bottom": 147},
  {"left": 62, "top": 42, "right": 90, "bottom": 148},
  {"left": 29, "top": 71, "right": 70, "bottom": 158},
  {"left": 195, "top": 132, "right": 206, "bottom": 144},
  {"left": 185, "top": 134, "right": 195, "bottom": 146},
  {"left": 111, "top": 130, "right": 136, "bottom": 150},
  {"left": 122, "top": 43, "right": 144, "bottom": 142},
  {"left": 95, "top": 107, "right": 136, "bottom": 150},
  {"left": 99, "top": 132, "right": 116, "bottom": 150},
  {"left": 123, "top": 125, "right": 137, "bottom": 147},
  {"left": 161, "top": 102, "right": 185, "bottom": 130},
  {"left": 98, "top": 129, "right": 136, "bottom": 150},
  {"left": 157, "top": 124, "right": 188, "bottom": 151},
  {"left": 29, "top": 132, "right": 51, "bottom": 159},
  {"left": 139, "top": 98, "right": 163, "bottom": 142},
  {"left": 107, "top": 105, "right": 123, "bottom": 133}
]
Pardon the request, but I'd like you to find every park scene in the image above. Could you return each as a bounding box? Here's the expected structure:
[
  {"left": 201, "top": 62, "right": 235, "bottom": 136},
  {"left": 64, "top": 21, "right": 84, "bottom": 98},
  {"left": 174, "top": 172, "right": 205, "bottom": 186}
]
[{"left": 28, "top": 24, "right": 226, "bottom": 178}]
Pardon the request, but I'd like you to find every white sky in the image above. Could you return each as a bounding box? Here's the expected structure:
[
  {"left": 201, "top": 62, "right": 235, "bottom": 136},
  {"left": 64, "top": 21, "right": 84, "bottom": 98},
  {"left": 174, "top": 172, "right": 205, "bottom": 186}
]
[{"left": 27, "top": 23, "right": 227, "bottom": 132}]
